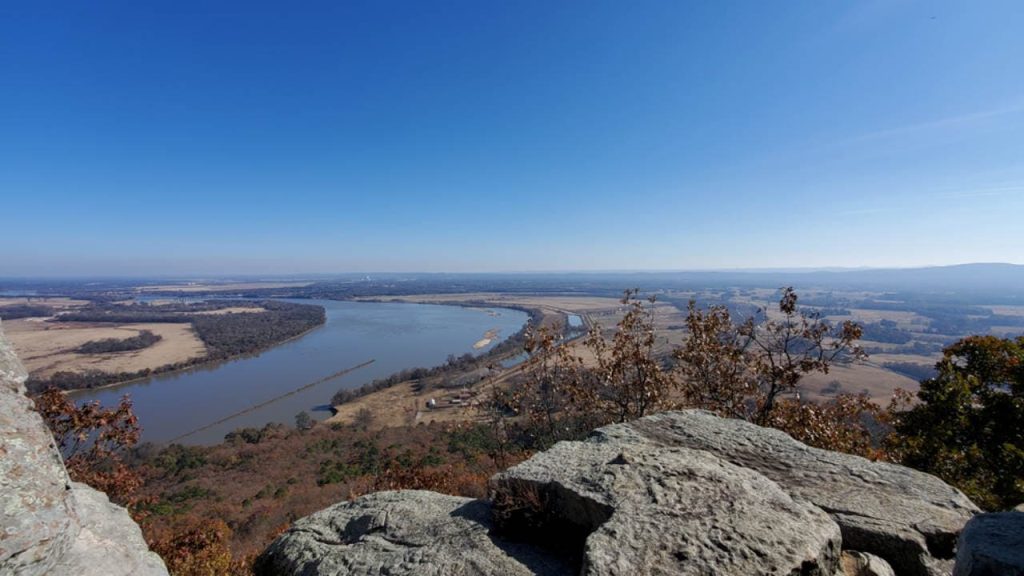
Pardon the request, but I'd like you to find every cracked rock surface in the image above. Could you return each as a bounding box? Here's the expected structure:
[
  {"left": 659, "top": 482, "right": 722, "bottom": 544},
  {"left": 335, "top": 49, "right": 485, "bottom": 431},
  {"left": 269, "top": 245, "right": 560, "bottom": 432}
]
[{"left": 255, "top": 490, "right": 572, "bottom": 576}]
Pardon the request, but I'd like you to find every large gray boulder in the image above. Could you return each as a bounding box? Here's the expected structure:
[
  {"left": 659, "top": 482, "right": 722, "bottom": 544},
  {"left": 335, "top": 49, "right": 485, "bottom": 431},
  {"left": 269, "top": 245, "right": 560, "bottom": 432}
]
[
  {"left": 255, "top": 490, "right": 572, "bottom": 576},
  {"left": 0, "top": 321, "right": 168, "bottom": 576},
  {"left": 593, "top": 411, "right": 979, "bottom": 576},
  {"left": 491, "top": 439, "right": 842, "bottom": 575},
  {"left": 259, "top": 410, "right": 982, "bottom": 576},
  {"left": 953, "top": 511, "right": 1024, "bottom": 576}
]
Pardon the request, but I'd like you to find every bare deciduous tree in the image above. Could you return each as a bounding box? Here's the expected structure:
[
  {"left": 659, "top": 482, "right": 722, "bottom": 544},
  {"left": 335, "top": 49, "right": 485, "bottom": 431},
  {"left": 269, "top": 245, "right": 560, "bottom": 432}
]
[{"left": 581, "top": 289, "right": 677, "bottom": 422}]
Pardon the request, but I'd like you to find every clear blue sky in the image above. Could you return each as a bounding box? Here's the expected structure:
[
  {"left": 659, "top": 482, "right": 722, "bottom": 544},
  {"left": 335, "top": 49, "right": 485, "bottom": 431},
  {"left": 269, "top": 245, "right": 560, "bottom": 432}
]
[{"left": 2, "top": 1, "right": 1023, "bottom": 276}]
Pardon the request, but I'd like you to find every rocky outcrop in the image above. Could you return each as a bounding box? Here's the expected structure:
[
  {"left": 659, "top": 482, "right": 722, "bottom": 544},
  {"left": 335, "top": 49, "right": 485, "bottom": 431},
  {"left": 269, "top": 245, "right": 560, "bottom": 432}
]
[
  {"left": 255, "top": 490, "right": 573, "bottom": 575},
  {"left": 586, "top": 411, "right": 981, "bottom": 576},
  {"left": 953, "top": 511, "right": 1024, "bottom": 576},
  {"left": 491, "top": 440, "right": 841, "bottom": 575},
  {"left": 261, "top": 410, "right": 981, "bottom": 576},
  {"left": 0, "top": 321, "right": 167, "bottom": 576},
  {"left": 1, "top": 322, "right": 77, "bottom": 575}
]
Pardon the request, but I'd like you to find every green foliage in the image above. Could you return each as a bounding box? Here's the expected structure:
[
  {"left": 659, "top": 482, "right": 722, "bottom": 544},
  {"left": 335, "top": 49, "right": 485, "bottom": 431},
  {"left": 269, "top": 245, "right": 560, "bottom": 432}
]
[
  {"left": 167, "top": 484, "right": 215, "bottom": 504},
  {"left": 447, "top": 423, "right": 503, "bottom": 462},
  {"left": 224, "top": 422, "right": 290, "bottom": 445},
  {"left": 891, "top": 335, "right": 1024, "bottom": 510},
  {"left": 294, "top": 410, "right": 313, "bottom": 431},
  {"left": 316, "top": 459, "right": 362, "bottom": 486},
  {"left": 314, "top": 438, "right": 388, "bottom": 485},
  {"left": 154, "top": 445, "right": 208, "bottom": 476},
  {"left": 419, "top": 446, "right": 444, "bottom": 467}
]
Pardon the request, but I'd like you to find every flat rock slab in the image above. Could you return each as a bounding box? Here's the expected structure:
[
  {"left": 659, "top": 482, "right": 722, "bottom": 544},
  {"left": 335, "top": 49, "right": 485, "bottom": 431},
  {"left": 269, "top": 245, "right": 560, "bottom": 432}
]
[
  {"left": 953, "top": 511, "right": 1024, "bottom": 576},
  {"left": 592, "top": 411, "right": 979, "bottom": 576},
  {"left": 255, "top": 490, "right": 572, "bottom": 576},
  {"left": 492, "top": 440, "right": 842, "bottom": 575}
]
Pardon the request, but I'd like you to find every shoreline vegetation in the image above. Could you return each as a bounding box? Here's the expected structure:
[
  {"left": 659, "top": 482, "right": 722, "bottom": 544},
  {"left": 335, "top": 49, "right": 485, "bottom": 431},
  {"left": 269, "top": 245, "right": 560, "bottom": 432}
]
[{"left": 25, "top": 300, "right": 327, "bottom": 394}]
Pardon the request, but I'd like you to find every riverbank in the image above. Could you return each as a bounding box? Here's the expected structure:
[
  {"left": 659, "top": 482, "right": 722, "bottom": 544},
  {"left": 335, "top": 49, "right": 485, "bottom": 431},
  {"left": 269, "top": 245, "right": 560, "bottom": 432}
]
[
  {"left": 65, "top": 320, "right": 327, "bottom": 396},
  {"left": 24, "top": 300, "right": 326, "bottom": 394}
]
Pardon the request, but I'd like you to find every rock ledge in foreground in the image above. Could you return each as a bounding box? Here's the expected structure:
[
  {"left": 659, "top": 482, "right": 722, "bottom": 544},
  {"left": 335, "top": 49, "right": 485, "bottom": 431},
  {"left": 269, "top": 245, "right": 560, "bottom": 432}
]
[
  {"left": 596, "top": 411, "right": 979, "bottom": 576},
  {"left": 491, "top": 440, "right": 841, "bottom": 575},
  {"left": 255, "top": 490, "right": 572, "bottom": 576}
]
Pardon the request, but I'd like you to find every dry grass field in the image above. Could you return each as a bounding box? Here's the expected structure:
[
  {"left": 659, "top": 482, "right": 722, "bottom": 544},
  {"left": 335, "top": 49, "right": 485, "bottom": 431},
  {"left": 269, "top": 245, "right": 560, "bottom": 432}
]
[
  {"left": 800, "top": 362, "right": 919, "bottom": 405},
  {"left": 2, "top": 297, "right": 211, "bottom": 379},
  {"left": 984, "top": 305, "right": 1024, "bottom": 316},
  {"left": 0, "top": 297, "right": 90, "bottom": 309},
  {"left": 866, "top": 352, "right": 941, "bottom": 365},
  {"left": 329, "top": 381, "right": 474, "bottom": 429},
  {"left": 4, "top": 319, "right": 206, "bottom": 378}
]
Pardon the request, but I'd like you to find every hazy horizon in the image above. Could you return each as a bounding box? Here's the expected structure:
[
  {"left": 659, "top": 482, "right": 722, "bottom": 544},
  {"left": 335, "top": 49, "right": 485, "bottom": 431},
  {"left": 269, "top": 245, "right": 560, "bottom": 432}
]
[
  {"left": 3, "top": 261, "right": 1023, "bottom": 282},
  {"left": 3, "top": 1, "right": 1022, "bottom": 276}
]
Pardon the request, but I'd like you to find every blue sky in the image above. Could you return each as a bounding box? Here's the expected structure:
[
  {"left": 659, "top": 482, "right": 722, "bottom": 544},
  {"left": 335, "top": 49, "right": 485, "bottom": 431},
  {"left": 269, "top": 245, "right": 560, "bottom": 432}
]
[{"left": 2, "top": 1, "right": 1023, "bottom": 276}]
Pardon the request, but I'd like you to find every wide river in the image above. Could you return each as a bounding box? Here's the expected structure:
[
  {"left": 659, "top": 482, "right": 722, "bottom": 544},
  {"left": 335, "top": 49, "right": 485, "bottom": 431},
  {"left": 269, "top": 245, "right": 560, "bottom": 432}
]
[{"left": 69, "top": 300, "right": 528, "bottom": 445}]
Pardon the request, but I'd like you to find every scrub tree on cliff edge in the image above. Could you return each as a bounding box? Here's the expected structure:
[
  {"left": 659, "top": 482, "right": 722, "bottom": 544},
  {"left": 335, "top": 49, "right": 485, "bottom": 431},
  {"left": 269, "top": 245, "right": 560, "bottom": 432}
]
[
  {"left": 506, "top": 287, "right": 879, "bottom": 457},
  {"left": 577, "top": 289, "right": 677, "bottom": 423},
  {"left": 505, "top": 289, "right": 676, "bottom": 448},
  {"left": 676, "top": 287, "right": 866, "bottom": 425},
  {"left": 34, "top": 389, "right": 142, "bottom": 504},
  {"left": 889, "top": 335, "right": 1024, "bottom": 510}
]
